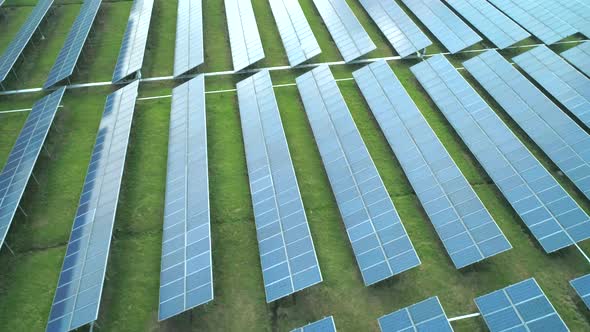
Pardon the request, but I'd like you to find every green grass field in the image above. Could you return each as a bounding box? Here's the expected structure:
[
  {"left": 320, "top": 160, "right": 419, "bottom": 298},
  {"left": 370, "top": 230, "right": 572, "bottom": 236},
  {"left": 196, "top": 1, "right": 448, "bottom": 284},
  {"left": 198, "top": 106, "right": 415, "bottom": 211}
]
[{"left": 1, "top": 0, "right": 590, "bottom": 331}]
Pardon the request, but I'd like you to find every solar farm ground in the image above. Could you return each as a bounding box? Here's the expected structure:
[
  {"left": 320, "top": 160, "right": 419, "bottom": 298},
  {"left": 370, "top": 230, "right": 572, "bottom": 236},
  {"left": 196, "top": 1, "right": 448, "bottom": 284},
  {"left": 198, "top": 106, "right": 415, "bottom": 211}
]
[{"left": 0, "top": 0, "right": 589, "bottom": 331}]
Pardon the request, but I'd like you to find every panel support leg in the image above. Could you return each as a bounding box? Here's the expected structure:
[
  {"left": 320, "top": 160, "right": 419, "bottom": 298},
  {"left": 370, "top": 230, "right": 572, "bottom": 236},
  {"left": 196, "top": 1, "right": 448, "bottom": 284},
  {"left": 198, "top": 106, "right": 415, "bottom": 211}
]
[
  {"left": 31, "top": 172, "right": 40, "bottom": 185},
  {"left": 43, "top": 145, "right": 52, "bottom": 158},
  {"left": 4, "top": 242, "right": 15, "bottom": 256},
  {"left": 18, "top": 205, "right": 28, "bottom": 217}
]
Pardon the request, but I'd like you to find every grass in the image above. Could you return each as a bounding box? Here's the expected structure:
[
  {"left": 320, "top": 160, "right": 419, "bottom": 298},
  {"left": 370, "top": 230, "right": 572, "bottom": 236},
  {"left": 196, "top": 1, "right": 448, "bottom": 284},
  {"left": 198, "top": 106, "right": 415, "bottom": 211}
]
[{"left": 0, "top": 0, "right": 590, "bottom": 331}]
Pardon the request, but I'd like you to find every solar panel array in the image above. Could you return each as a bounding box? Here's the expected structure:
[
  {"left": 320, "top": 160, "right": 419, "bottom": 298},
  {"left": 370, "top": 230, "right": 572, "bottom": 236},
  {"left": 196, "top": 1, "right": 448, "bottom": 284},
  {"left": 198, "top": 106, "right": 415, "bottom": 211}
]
[
  {"left": 173, "top": 0, "right": 204, "bottom": 77},
  {"left": 378, "top": 297, "right": 453, "bottom": 332},
  {"left": 237, "top": 70, "right": 322, "bottom": 302},
  {"left": 112, "top": 0, "right": 155, "bottom": 83},
  {"left": 312, "top": 0, "right": 376, "bottom": 63},
  {"left": 268, "top": 0, "right": 321, "bottom": 67},
  {"left": 475, "top": 278, "right": 569, "bottom": 332},
  {"left": 562, "top": 42, "right": 590, "bottom": 77},
  {"left": 538, "top": 0, "right": 590, "bottom": 38},
  {"left": 296, "top": 65, "right": 420, "bottom": 286},
  {"left": 446, "top": 0, "right": 530, "bottom": 49},
  {"left": 0, "top": 87, "right": 65, "bottom": 251},
  {"left": 466, "top": 50, "right": 590, "bottom": 201},
  {"left": 158, "top": 75, "right": 212, "bottom": 321},
  {"left": 353, "top": 60, "right": 511, "bottom": 269},
  {"left": 399, "top": 0, "right": 481, "bottom": 54},
  {"left": 225, "top": 0, "right": 265, "bottom": 71},
  {"left": 44, "top": 0, "right": 102, "bottom": 89},
  {"left": 512, "top": 45, "right": 590, "bottom": 130},
  {"left": 411, "top": 55, "right": 590, "bottom": 253},
  {"left": 0, "top": 0, "right": 54, "bottom": 86},
  {"left": 292, "top": 316, "right": 336, "bottom": 332},
  {"left": 487, "top": 0, "right": 576, "bottom": 45},
  {"left": 570, "top": 274, "right": 590, "bottom": 310},
  {"left": 358, "top": 0, "right": 430, "bottom": 58},
  {"left": 46, "top": 81, "right": 139, "bottom": 332}
]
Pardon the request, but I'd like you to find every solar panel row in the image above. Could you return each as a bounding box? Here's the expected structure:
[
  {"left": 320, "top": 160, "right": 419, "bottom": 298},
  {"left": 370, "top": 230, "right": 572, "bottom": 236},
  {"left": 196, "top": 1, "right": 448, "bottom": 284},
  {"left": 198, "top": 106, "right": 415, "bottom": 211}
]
[
  {"left": 570, "top": 274, "right": 590, "bottom": 310},
  {"left": 354, "top": 60, "right": 511, "bottom": 269},
  {"left": 46, "top": 81, "right": 139, "bottom": 332},
  {"left": 112, "top": 0, "right": 155, "bottom": 83},
  {"left": 0, "top": 0, "right": 54, "bottom": 86},
  {"left": 512, "top": 45, "right": 590, "bottom": 130},
  {"left": 0, "top": 87, "right": 65, "bottom": 251},
  {"left": 487, "top": 0, "right": 576, "bottom": 45},
  {"left": 538, "top": 0, "right": 590, "bottom": 38},
  {"left": 44, "top": 0, "right": 102, "bottom": 89},
  {"left": 312, "top": 0, "right": 376, "bottom": 63},
  {"left": 475, "top": 278, "right": 569, "bottom": 332},
  {"left": 297, "top": 65, "right": 420, "bottom": 286},
  {"left": 292, "top": 316, "right": 337, "bottom": 332},
  {"left": 446, "top": 0, "right": 530, "bottom": 49},
  {"left": 225, "top": 0, "right": 265, "bottom": 71},
  {"left": 465, "top": 49, "right": 590, "bottom": 202},
  {"left": 562, "top": 42, "right": 590, "bottom": 77},
  {"left": 358, "top": 0, "right": 431, "bottom": 58},
  {"left": 268, "top": 0, "right": 321, "bottom": 67},
  {"left": 238, "top": 70, "right": 322, "bottom": 302},
  {"left": 173, "top": 0, "right": 204, "bottom": 78},
  {"left": 399, "top": 0, "right": 481, "bottom": 54},
  {"left": 158, "top": 75, "right": 213, "bottom": 321},
  {"left": 378, "top": 297, "right": 453, "bottom": 332},
  {"left": 411, "top": 54, "right": 590, "bottom": 253}
]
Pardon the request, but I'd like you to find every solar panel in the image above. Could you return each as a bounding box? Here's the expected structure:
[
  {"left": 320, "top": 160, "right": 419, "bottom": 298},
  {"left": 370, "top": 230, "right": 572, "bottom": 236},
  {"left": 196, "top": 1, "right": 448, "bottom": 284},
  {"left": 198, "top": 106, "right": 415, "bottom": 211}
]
[
  {"left": 353, "top": 60, "right": 511, "bottom": 269},
  {"left": 378, "top": 297, "right": 453, "bottom": 332},
  {"left": 237, "top": 70, "right": 322, "bottom": 302},
  {"left": 399, "top": 0, "right": 481, "bottom": 54},
  {"left": 475, "top": 278, "right": 569, "bottom": 332},
  {"left": 446, "top": 0, "right": 530, "bottom": 49},
  {"left": 411, "top": 54, "right": 590, "bottom": 254},
  {"left": 571, "top": 274, "right": 590, "bottom": 310},
  {"left": 538, "top": 0, "right": 590, "bottom": 38},
  {"left": 358, "top": 0, "right": 431, "bottom": 58},
  {"left": 311, "top": 0, "right": 376, "bottom": 62},
  {"left": 0, "top": 0, "right": 54, "bottom": 86},
  {"left": 487, "top": 0, "right": 577, "bottom": 45},
  {"left": 0, "top": 87, "right": 65, "bottom": 251},
  {"left": 465, "top": 49, "right": 590, "bottom": 201},
  {"left": 173, "top": 0, "right": 204, "bottom": 78},
  {"left": 292, "top": 316, "right": 337, "bottom": 332},
  {"left": 112, "top": 0, "right": 155, "bottom": 83},
  {"left": 44, "top": 0, "right": 102, "bottom": 89},
  {"left": 46, "top": 81, "right": 139, "bottom": 332},
  {"left": 296, "top": 65, "right": 420, "bottom": 286},
  {"left": 268, "top": 0, "right": 321, "bottom": 66},
  {"left": 562, "top": 42, "right": 590, "bottom": 77},
  {"left": 224, "top": 0, "right": 265, "bottom": 71},
  {"left": 158, "top": 75, "right": 212, "bottom": 321},
  {"left": 0, "top": 0, "right": 5, "bottom": 8},
  {"left": 512, "top": 45, "right": 590, "bottom": 130}
]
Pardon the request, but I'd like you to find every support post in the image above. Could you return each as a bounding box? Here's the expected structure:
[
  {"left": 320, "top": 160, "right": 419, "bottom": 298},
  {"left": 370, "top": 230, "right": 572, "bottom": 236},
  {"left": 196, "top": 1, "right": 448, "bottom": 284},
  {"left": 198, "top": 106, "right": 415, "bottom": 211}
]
[
  {"left": 43, "top": 145, "right": 52, "bottom": 158},
  {"left": 31, "top": 172, "right": 40, "bottom": 185},
  {"left": 18, "top": 205, "right": 28, "bottom": 217},
  {"left": 4, "top": 242, "right": 16, "bottom": 256}
]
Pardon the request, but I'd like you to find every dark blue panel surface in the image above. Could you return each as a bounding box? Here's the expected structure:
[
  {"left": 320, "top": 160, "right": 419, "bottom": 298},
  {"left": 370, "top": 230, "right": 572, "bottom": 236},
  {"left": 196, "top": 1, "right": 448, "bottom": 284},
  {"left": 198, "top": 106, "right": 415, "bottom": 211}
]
[
  {"left": 292, "top": 316, "right": 336, "bottom": 332},
  {"left": 238, "top": 70, "right": 322, "bottom": 302},
  {"left": 571, "top": 274, "right": 590, "bottom": 310},
  {"left": 476, "top": 278, "right": 569, "bottom": 332},
  {"left": 354, "top": 60, "right": 511, "bottom": 269},
  {"left": 112, "top": 0, "right": 154, "bottom": 83},
  {"left": 44, "top": 0, "right": 102, "bottom": 89},
  {"left": 0, "top": 0, "right": 54, "bottom": 84},
  {"left": 399, "top": 0, "right": 481, "bottom": 54},
  {"left": 378, "top": 297, "right": 453, "bottom": 332},
  {"left": 466, "top": 49, "right": 590, "bottom": 201},
  {"left": 296, "top": 65, "right": 420, "bottom": 286},
  {"left": 0, "top": 87, "right": 65, "bottom": 250},
  {"left": 159, "top": 75, "right": 212, "bottom": 321},
  {"left": 173, "top": 0, "right": 204, "bottom": 77},
  {"left": 411, "top": 54, "right": 590, "bottom": 253},
  {"left": 46, "top": 81, "right": 139, "bottom": 332}
]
